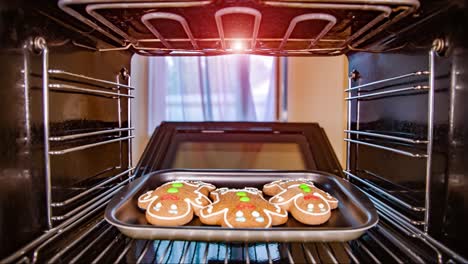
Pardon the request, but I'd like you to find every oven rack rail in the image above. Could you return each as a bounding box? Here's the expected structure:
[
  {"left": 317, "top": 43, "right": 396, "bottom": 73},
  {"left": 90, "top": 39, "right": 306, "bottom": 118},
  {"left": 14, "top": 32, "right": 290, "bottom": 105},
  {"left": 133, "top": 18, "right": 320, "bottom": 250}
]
[
  {"left": 1, "top": 210, "right": 449, "bottom": 264},
  {"left": 344, "top": 51, "right": 434, "bottom": 232},
  {"left": 35, "top": 38, "right": 134, "bottom": 229},
  {"left": 57, "top": 0, "right": 419, "bottom": 56}
]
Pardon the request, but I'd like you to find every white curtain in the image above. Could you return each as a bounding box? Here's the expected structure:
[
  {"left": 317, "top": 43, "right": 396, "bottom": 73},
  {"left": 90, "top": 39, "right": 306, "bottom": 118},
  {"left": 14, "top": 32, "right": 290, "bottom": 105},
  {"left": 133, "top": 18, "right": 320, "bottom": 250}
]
[{"left": 148, "top": 55, "right": 277, "bottom": 133}]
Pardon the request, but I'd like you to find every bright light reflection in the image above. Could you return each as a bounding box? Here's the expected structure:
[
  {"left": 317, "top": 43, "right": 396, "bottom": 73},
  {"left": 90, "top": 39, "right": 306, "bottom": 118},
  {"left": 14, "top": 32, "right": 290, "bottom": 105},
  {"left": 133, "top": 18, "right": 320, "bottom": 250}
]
[{"left": 232, "top": 40, "right": 245, "bottom": 51}]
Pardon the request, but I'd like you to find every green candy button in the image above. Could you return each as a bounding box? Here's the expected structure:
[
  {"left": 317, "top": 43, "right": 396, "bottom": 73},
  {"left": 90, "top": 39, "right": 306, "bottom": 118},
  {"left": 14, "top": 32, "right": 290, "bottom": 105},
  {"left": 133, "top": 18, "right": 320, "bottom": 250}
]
[
  {"left": 239, "top": 196, "right": 250, "bottom": 202},
  {"left": 172, "top": 183, "right": 184, "bottom": 188},
  {"left": 167, "top": 188, "right": 179, "bottom": 193},
  {"left": 302, "top": 187, "right": 311, "bottom": 193},
  {"left": 299, "top": 183, "right": 309, "bottom": 189},
  {"left": 236, "top": 192, "right": 247, "bottom": 197}
]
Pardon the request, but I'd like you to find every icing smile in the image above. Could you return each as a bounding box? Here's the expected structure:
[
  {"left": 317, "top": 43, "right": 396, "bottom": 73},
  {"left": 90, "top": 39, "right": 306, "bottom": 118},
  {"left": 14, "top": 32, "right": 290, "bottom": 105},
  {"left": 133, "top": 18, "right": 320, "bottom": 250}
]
[{"left": 161, "top": 194, "right": 179, "bottom": 201}]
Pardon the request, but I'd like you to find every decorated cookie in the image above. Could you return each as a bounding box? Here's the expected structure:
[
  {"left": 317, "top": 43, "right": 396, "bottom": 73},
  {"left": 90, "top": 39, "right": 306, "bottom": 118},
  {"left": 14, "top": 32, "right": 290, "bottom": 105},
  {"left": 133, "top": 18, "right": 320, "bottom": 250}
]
[
  {"left": 263, "top": 179, "right": 338, "bottom": 225},
  {"left": 199, "top": 187, "right": 288, "bottom": 228},
  {"left": 137, "top": 181, "right": 216, "bottom": 226}
]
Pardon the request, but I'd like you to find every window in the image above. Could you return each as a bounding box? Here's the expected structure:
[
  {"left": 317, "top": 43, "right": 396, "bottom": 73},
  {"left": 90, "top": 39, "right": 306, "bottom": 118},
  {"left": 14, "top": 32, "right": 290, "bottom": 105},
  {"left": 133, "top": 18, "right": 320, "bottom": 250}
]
[{"left": 147, "top": 55, "right": 277, "bottom": 132}]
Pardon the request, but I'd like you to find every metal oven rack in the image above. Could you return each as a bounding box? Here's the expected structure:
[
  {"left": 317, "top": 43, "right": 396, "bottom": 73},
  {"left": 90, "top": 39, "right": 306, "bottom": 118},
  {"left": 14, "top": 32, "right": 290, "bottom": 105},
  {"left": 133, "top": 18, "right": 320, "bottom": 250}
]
[
  {"left": 57, "top": 0, "right": 420, "bottom": 56},
  {"left": 35, "top": 38, "right": 135, "bottom": 229},
  {"left": 343, "top": 49, "right": 468, "bottom": 263},
  {"left": 2, "top": 206, "right": 446, "bottom": 264}
]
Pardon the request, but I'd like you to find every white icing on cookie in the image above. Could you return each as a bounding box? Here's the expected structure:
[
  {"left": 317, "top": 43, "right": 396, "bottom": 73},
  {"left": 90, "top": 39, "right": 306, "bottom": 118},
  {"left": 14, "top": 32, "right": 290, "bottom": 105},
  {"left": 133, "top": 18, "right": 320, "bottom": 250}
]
[
  {"left": 252, "top": 211, "right": 260, "bottom": 217},
  {"left": 236, "top": 217, "right": 247, "bottom": 222},
  {"left": 216, "top": 187, "right": 262, "bottom": 195},
  {"left": 255, "top": 217, "right": 265, "bottom": 223},
  {"left": 269, "top": 187, "right": 331, "bottom": 216},
  {"left": 147, "top": 199, "right": 192, "bottom": 220},
  {"left": 293, "top": 193, "right": 330, "bottom": 216},
  {"left": 201, "top": 188, "right": 288, "bottom": 228},
  {"left": 236, "top": 211, "right": 244, "bottom": 217},
  {"left": 264, "top": 179, "right": 316, "bottom": 191},
  {"left": 153, "top": 202, "right": 162, "bottom": 211},
  {"left": 200, "top": 207, "right": 232, "bottom": 228},
  {"left": 139, "top": 191, "right": 158, "bottom": 203}
]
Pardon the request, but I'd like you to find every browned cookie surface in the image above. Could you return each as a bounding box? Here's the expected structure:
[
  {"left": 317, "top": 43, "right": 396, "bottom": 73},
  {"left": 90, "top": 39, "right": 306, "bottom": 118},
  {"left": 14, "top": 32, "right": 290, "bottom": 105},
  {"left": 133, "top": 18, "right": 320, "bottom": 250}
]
[
  {"left": 138, "top": 180, "right": 215, "bottom": 226},
  {"left": 199, "top": 187, "right": 288, "bottom": 228},
  {"left": 264, "top": 179, "right": 338, "bottom": 225}
]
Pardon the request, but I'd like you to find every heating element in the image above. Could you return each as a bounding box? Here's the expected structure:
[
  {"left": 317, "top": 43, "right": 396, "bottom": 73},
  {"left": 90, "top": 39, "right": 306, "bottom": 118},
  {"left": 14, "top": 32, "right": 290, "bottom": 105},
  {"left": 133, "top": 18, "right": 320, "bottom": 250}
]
[{"left": 57, "top": 0, "right": 420, "bottom": 56}]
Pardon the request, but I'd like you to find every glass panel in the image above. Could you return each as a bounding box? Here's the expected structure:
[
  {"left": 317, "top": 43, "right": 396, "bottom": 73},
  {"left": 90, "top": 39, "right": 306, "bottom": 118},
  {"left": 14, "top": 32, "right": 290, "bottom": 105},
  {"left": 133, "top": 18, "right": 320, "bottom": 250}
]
[{"left": 171, "top": 142, "right": 306, "bottom": 170}]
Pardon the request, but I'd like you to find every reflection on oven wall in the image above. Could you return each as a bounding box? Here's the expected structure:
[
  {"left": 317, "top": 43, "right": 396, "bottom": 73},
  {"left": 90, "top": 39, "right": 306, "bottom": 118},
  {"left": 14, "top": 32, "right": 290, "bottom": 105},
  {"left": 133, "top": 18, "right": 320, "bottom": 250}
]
[{"left": 131, "top": 55, "right": 348, "bottom": 167}]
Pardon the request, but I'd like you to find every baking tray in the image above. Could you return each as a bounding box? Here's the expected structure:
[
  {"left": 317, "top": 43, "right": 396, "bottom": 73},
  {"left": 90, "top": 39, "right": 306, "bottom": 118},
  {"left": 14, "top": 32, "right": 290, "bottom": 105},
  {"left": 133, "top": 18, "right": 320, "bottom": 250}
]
[{"left": 105, "top": 170, "right": 378, "bottom": 242}]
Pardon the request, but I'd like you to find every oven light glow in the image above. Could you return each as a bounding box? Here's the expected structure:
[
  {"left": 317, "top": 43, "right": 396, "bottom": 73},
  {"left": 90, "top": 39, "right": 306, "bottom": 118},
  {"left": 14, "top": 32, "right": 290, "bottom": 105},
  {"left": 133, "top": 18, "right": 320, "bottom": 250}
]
[{"left": 232, "top": 41, "right": 245, "bottom": 51}]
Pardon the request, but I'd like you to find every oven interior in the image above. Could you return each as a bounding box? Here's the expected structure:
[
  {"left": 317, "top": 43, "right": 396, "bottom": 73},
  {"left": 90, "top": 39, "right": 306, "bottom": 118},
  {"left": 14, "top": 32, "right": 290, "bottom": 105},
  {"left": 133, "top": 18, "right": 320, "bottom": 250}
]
[{"left": 1, "top": 0, "right": 467, "bottom": 263}]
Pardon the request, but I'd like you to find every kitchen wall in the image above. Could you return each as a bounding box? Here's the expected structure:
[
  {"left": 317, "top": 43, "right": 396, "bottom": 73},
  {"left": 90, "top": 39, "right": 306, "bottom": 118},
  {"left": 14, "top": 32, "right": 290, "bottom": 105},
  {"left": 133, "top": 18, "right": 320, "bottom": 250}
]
[
  {"left": 131, "top": 55, "right": 150, "bottom": 166},
  {"left": 287, "top": 56, "right": 348, "bottom": 167}
]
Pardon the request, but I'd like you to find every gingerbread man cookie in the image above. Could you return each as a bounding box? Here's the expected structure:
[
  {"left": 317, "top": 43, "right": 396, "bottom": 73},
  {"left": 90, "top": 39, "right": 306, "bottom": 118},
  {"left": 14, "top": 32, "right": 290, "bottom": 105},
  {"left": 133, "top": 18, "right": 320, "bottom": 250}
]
[
  {"left": 137, "top": 180, "right": 216, "bottom": 226},
  {"left": 199, "top": 187, "right": 288, "bottom": 228},
  {"left": 263, "top": 179, "right": 338, "bottom": 225}
]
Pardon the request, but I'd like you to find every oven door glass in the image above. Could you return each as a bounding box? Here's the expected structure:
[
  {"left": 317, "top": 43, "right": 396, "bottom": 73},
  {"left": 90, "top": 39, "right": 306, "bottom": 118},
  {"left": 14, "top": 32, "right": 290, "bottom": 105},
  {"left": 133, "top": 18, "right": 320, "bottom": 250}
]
[{"left": 163, "top": 132, "right": 316, "bottom": 170}]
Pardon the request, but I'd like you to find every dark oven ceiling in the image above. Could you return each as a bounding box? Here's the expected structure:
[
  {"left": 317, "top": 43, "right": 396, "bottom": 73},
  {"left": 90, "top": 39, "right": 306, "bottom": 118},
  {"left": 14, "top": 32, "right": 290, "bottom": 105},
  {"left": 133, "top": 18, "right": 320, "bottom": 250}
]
[{"left": 58, "top": 0, "right": 420, "bottom": 56}]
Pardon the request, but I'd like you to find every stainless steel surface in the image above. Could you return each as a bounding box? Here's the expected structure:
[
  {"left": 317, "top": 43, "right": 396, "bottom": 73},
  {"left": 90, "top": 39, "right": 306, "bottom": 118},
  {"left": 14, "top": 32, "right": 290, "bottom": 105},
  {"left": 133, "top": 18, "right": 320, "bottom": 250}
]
[
  {"left": 344, "top": 130, "right": 428, "bottom": 144},
  {"left": 51, "top": 168, "right": 133, "bottom": 207},
  {"left": 345, "top": 76, "right": 352, "bottom": 175},
  {"left": 345, "top": 71, "right": 430, "bottom": 92},
  {"left": 2, "top": 193, "right": 113, "bottom": 263},
  {"left": 51, "top": 180, "right": 128, "bottom": 221},
  {"left": 343, "top": 170, "right": 425, "bottom": 212},
  {"left": 117, "top": 75, "right": 123, "bottom": 169},
  {"left": 215, "top": 7, "right": 262, "bottom": 50},
  {"left": 424, "top": 49, "right": 435, "bottom": 233},
  {"left": 279, "top": 13, "right": 336, "bottom": 50},
  {"left": 47, "top": 218, "right": 108, "bottom": 263},
  {"left": 69, "top": 225, "right": 115, "bottom": 264},
  {"left": 48, "top": 69, "right": 135, "bottom": 90},
  {"left": 127, "top": 75, "right": 133, "bottom": 177},
  {"left": 105, "top": 170, "right": 378, "bottom": 242},
  {"left": 48, "top": 83, "right": 134, "bottom": 98},
  {"left": 40, "top": 47, "right": 134, "bottom": 230},
  {"left": 365, "top": 190, "right": 425, "bottom": 226},
  {"left": 48, "top": 135, "right": 134, "bottom": 155},
  {"left": 57, "top": 0, "right": 419, "bottom": 55},
  {"left": 357, "top": 186, "right": 468, "bottom": 263},
  {"left": 39, "top": 37, "right": 53, "bottom": 229},
  {"left": 345, "top": 85, "right": 429, "bottom": 100},
  {"left": 49, "top": 127, "right": 134, "bottom": 141},
  {"left": 344, "top": 138, "right": 428, "bottom": 158}
]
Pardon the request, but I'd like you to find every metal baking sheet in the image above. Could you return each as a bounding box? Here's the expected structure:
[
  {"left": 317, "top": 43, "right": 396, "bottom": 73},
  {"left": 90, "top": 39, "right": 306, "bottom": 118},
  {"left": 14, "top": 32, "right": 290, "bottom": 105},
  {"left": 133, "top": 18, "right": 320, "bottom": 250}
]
[{"left": 105, "top": 170, "right": 378, "bottom": 242}]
